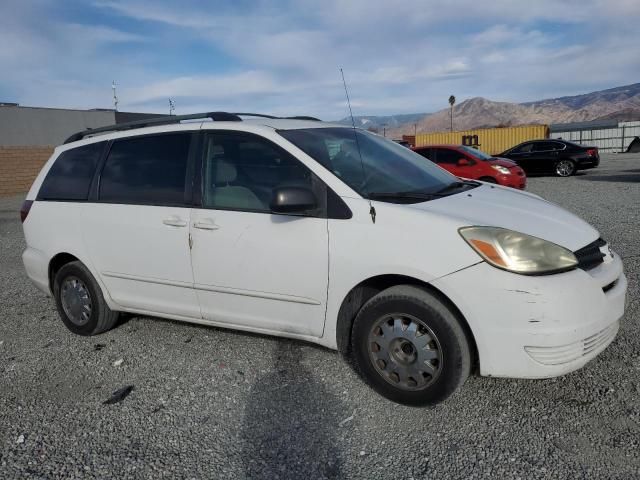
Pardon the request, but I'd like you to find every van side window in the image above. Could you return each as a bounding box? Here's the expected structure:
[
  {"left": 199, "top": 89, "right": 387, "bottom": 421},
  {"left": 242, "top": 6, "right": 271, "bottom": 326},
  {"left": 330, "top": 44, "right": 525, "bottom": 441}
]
[
  {"left": 100, "top": 134, "right": 191, "bottom": 205},
  {"left": 202, "top": 133, "right": 314, "bottom": 212},
  {"left": 37, "top": 142, "right": 105, "bottom": 201}
]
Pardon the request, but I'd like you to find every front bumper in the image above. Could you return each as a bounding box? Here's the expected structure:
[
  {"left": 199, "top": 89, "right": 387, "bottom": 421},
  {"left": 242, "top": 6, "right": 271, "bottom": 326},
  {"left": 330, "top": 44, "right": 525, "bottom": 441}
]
[
  {"left": 431, "top": 250, "right": 626, "bottom": 378},
  {"left": 496, "top": 173, "right": 527, "bottom": 190}
]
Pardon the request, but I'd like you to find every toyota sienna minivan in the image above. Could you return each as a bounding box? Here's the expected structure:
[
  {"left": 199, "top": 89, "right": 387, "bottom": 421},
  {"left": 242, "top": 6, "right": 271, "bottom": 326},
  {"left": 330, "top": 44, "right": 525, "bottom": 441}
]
[{"left": 21, "top": 112, "right": 627, "bottom": 405}]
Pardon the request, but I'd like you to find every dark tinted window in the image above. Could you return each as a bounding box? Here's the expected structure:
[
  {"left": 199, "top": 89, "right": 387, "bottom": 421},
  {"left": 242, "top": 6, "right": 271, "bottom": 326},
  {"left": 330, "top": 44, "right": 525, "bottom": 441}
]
[
  {"left": 202, "top": 133, "right": 314, "bottom": 212},
  {"left": 38, "top": 142, "right": 104, "bottom": 200},
  {"left": 533, "top": 141, "right": 560, "bottom": 152},
  {"left": 100, "top": 134, "right": 190, "bottom": 205},
  {"left": 435, "top": 148, "right": 463, "bottom": 164},
  {"left": 414, "top": 148, "right": 434, "bottom": 161},
  {"left": 513, "top": 143, "right": 533, "bottom": 153}
]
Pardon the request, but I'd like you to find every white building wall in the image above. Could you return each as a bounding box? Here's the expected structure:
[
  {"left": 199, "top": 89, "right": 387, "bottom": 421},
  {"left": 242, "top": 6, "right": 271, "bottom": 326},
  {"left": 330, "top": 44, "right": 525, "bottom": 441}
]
[{"left": 551, "top": 121, "right": 640, "bottom": 153}]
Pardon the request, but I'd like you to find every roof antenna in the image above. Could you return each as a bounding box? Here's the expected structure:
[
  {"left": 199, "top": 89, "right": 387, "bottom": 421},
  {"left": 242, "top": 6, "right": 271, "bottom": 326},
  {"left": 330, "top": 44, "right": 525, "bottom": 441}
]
[
  {"left": 340, "top": 68, "right": 375, "bottom": 224},
  {"left": 111, "top": 81, "right": 119, "bottom": 112}
]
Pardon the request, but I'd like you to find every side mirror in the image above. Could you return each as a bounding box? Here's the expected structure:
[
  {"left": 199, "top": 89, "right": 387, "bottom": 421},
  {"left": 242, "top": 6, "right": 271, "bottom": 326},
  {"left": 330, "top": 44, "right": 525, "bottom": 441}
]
[
  {"left": 457, "top": 158, "right": 470, "bottom": 166},
  {"left": 270, "top": 186, "right": 317, "bottom": 214}
]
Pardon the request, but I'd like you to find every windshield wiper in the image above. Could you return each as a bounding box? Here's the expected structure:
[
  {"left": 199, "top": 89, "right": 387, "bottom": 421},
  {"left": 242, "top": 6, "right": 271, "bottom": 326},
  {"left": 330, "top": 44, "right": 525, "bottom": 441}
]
[
  {"left": 367, "top": 191, "right": 440, "bottom": 201},
  {"left": 368, "top": 180, "right": 481, "bottom": 202},
  {"left": 433, "top": 180, "right": 480, "bottom": 195}
]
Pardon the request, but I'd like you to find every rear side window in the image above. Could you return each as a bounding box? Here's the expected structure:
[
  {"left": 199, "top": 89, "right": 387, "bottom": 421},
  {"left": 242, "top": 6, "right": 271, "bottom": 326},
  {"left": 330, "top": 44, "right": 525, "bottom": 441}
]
[
  {"left": 435, "top": 149, "right": 462, "bottom": 164},
  {"left": 533, "top": 142, "right": 559, "bottom": 152},
  {"left": 100, "top": 134, "right": 191, "bottom": 205},
  {"left": 513, "top": 143, "right": 533, "bottom": 153},
  {"left": 415, "top": 148, "right": 434, "bottom": 161},
  {"left": 37, "top": 142, "right": 105, "bottom": 201}
]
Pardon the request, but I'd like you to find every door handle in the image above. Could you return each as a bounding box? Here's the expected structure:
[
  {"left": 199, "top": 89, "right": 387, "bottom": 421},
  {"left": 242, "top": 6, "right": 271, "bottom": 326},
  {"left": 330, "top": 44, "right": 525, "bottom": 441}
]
[
  {"left": 163, "top": 216, "right": 188, "bottom": 227},
  {"left": 193, "top": 220, "right": 219, "bottom": 230}
]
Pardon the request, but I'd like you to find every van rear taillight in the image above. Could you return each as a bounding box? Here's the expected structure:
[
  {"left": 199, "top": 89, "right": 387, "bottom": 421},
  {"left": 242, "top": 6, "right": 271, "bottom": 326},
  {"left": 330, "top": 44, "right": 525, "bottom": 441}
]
[{"left": 20, "top": 200, "right": 33, "bottom": 223}]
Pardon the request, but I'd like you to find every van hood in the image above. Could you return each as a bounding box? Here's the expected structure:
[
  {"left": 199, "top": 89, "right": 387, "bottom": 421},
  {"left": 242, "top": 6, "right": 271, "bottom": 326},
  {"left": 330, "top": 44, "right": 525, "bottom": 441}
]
[{"left": 411, "top": 184, "right": 599, "bottom": 251}]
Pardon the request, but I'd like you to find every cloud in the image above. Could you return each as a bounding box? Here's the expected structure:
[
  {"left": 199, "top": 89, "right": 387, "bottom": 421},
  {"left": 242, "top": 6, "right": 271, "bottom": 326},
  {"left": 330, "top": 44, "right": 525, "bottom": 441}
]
[{"left": 0, "top": 0, "right": 638, "bottom": 119}]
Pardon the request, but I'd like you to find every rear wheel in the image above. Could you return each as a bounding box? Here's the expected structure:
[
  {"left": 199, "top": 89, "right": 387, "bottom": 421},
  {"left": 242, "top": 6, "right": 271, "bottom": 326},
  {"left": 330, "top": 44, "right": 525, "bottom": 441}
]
[
  {"left": 53, "top": 261, "right": 119, "bottom": 336},
  {"left": 350, "top": 285, "right": 471, "bottom": 406},
  {"left": 555, "top": 159, "right": 576, "bottom": 177}
]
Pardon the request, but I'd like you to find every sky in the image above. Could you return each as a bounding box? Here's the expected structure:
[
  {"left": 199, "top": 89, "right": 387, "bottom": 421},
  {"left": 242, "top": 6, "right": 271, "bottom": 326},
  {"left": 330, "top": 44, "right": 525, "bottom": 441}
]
[{"left": 1, "top": 0, "right": 639, "bottom": 119}]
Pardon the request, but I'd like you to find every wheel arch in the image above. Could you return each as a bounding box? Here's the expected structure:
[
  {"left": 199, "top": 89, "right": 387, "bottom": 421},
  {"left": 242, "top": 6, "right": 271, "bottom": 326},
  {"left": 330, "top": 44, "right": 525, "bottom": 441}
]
[
  {"left": 48, "top": 252, "right": 88, "bottom": 294},
  {"left": 335, "top": 274, "right": 479, "bottom": 370}
]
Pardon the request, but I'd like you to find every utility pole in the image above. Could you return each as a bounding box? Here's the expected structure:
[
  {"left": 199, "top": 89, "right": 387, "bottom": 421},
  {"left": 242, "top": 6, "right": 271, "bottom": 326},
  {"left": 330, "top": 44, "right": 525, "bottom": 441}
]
[
  {"left": 382, "top": 123, "right": 388, "bottom": 137},
  {"left": 414, "top": 123, "right": 417, "bottom": 136},
  {"left": 448, "top": 95, "right": 456, "bottom": 132},
  {"left": 112, "top": 81, "right": 119, "bottom": 112}
]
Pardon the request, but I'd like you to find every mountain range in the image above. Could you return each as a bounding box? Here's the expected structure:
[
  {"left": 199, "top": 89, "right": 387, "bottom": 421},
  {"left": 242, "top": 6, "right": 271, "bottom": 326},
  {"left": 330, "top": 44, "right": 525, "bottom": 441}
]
[{"left": 336, "top": 83, "right": 640, "bottom": 137}]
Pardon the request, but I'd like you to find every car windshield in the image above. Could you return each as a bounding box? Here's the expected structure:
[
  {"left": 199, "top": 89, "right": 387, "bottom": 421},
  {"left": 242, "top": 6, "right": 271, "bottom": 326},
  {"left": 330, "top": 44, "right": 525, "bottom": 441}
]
[
  {"left": 459, "top": 145, "right": 494, "bottom": 160},
  {"left": 279, "top": 128, "right": 458, "bottom": 200}
]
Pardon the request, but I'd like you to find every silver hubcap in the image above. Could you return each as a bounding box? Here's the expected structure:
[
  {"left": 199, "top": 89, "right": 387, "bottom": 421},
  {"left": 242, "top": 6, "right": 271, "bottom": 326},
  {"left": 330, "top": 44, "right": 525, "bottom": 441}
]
[
  {"left": 61, "top": 276, "right": 92, "bottom": 326},
  {"left": 556, "top": 160, "right": 573, "bottom": 176},
  {"left": 368, "top": 314, "right": 443, "bottom": 391}
]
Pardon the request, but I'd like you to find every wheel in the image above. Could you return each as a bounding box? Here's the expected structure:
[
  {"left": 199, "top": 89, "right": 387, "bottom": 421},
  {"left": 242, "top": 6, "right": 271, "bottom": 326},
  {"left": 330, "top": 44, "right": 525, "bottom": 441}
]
[
  {"left": 53, "top": 261, "right": 119, "bottom": 336},
  {"left": 479, "top": 177, "right": 498, "bottom": 184},
  {"left": 350, "top": 285, "right": 471, "bottom": 406},
  {"left": 555, "top": 159, "right": 576, "bottom": 177}
]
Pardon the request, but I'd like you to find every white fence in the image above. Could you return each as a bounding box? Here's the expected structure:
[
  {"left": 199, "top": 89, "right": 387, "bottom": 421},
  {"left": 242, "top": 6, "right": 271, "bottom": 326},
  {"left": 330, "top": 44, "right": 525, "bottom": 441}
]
[{"left": 550, "top": 121, "right": 640, "bottom": 153}]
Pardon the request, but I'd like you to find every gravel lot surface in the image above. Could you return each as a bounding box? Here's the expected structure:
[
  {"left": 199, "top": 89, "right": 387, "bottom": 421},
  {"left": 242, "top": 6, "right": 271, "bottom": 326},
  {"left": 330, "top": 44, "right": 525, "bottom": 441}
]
[{"left": 1, "top": 153, "right": 639, "bottom": 479}]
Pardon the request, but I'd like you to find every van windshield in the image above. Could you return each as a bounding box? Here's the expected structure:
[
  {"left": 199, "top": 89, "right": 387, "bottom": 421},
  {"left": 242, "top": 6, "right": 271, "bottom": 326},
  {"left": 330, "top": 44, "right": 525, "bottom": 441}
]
[{"left": 279, "top": 128, "right": 459, "bottom": 201}]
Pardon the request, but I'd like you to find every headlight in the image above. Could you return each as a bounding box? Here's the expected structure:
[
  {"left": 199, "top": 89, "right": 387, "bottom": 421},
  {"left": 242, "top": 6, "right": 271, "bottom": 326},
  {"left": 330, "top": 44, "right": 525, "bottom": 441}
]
[
  {"left": 459, "top": 226, "right": 578, "bottom": 274},
  {"left": 491, "top": 165, "right": 511, "bottom": 175}
]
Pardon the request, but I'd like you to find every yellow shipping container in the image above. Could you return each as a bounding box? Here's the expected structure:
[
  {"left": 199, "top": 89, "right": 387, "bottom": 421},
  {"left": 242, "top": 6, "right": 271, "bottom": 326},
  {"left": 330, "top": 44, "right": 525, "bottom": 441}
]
[{"left": 414, "top": 124, "right": 549, "bottom": 155}]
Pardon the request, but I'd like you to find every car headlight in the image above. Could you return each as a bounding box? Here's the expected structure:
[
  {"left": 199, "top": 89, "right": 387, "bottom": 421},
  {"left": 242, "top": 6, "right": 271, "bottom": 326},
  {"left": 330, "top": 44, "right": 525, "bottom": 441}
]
[
  {"left": 491, "top": 165, "right": 511, "bottom": 175},
  {"left": 459, "top": 226, "right": 578, "bottom": 274}
]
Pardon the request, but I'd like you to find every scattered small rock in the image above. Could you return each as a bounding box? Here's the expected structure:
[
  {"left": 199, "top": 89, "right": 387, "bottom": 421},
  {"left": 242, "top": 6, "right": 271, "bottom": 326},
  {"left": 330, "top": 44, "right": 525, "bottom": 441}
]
[
  {"left": 339, "top": 410, "right": 356, "bottom": 427},
  {"left": 94, "top": 344, "right": 106, "bottom": 351},
  {"left": 16, "top": 434, "right": 25, "bottom": 444},
  {"left": 113, "top": 358, "right": 124, "bottom": 367},
  {"left": 103, "top": 385, "right": 134, "bottom": 405},
  {"left": 184, "top": 337, "right": 192, "bottom": 343},
  {"left": 359, "top": 450, "right": 366, "bottom": 456}
]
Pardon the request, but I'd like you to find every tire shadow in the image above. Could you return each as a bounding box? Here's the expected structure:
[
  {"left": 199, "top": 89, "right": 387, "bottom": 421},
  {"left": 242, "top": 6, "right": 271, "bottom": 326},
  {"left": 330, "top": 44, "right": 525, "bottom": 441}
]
[{"left": 241, "top": 341, "right": 344, "bottom": 479}]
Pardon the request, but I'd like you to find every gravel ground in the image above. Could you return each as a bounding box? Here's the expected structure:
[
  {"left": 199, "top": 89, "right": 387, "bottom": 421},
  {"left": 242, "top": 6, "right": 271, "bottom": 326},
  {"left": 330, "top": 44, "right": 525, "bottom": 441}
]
[{"left": 1, "top": 153, "right": 638, "bottom": 479}]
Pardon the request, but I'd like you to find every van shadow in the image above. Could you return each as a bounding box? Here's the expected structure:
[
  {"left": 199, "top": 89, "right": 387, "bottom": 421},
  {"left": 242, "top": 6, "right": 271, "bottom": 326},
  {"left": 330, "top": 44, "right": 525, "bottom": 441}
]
[{"left": 240, "top": 341, "right": 344, "bottom": 479}]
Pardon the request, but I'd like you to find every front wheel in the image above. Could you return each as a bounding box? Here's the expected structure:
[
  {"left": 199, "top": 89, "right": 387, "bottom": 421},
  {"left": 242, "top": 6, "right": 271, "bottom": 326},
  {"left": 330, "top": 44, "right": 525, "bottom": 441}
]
[
  {"left": 555, "top": 159, "right": 576, "bottom": 177},
  {"left": 350, "top": 285, "right": 471, "bottom": 406}
]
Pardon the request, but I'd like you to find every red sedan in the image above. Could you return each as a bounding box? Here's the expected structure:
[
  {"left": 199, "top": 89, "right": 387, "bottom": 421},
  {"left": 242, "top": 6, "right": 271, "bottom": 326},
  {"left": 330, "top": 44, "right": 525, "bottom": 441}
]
[{"left": 412, "top": 144, "right": 527, "bottom": 189}]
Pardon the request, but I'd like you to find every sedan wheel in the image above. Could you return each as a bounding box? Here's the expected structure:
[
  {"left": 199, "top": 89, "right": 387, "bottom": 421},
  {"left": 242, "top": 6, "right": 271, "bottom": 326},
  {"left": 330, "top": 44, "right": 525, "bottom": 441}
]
[{"left": 555, "top": 159, "right": 576, "bottom": 177}]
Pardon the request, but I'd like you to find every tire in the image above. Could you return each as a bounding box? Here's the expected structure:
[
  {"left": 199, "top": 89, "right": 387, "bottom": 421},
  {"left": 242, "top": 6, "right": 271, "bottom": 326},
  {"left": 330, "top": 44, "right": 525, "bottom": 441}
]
[
  {"left": 350, "top": 285, "right": 471, "bottom": 406},
  {"left": 555, "top": 159, "right": 576, "bottom": 177},
  {"left": 53, "top": 261, "right": 119, "bottom": 336},
  {"left": 479, "top": 177, "right": 498, "bottom": 184}
]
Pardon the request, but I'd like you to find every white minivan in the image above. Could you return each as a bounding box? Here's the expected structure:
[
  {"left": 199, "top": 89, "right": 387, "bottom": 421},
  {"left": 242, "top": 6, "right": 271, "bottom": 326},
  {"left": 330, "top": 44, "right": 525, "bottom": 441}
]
[{"left": 21, "top": 112, "right": 627, "bottom": 405}]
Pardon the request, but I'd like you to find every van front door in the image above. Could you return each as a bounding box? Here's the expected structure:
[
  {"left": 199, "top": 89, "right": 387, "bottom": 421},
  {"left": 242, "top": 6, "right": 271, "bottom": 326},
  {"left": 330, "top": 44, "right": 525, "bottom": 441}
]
[{"left": 190, "top": 132, "right": 329, "bottom": 337}]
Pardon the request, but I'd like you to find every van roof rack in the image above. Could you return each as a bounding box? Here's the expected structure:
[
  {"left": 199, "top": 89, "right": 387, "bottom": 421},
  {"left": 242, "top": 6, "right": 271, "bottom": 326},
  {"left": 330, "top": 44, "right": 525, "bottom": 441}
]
[{"left": 64, "top": 111, "right": 322, "bottom": 144}]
